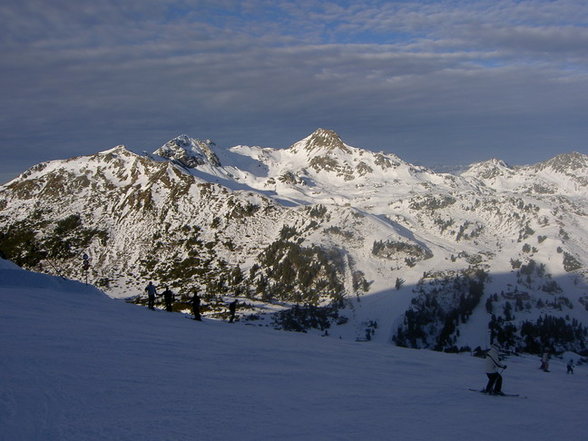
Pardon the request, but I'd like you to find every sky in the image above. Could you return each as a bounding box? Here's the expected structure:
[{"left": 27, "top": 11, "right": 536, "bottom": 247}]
[{"left": 1, "top": 0, "right": 588, "bottom": 183}]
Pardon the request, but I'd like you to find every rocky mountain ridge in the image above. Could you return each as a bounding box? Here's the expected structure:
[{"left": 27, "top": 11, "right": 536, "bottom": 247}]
[{"left": 1, "top": 129, "right": 586, "bottom": 352}]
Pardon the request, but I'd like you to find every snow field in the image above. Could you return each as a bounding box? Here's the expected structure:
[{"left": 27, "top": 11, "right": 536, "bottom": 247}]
[{"left": 1, "top": 263, "right": 586, "bottom": 441}]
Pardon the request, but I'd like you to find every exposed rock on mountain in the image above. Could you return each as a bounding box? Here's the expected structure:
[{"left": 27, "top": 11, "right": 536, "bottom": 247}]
[{"left": 154, "top": 135, "right": 221, "bottom": 168}]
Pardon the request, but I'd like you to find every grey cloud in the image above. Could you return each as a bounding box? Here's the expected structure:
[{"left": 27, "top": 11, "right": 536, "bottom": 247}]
[
  {"left": 460, "top": 25, "right": 588, "bottom": 58},
  {"left": 0, "top": 0, "right": 587, "bottom": 180}
]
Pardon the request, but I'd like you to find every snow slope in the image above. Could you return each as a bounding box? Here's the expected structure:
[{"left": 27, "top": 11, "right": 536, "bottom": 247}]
[{"left": 1, "top": 260, "right": 585, "bottom": 441}]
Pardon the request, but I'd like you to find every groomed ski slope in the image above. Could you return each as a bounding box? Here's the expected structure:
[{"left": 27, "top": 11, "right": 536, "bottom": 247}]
[{"left": 1, "top": 260, "right": 585, "bottom": 441}]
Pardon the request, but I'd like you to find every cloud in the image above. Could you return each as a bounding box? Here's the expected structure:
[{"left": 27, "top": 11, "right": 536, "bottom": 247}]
[
  {"left": 0, "top": 0, "right": 587, "bottom": 178},
  {"left": 460, "top": 25, "right": 588, "bottom": 60}
]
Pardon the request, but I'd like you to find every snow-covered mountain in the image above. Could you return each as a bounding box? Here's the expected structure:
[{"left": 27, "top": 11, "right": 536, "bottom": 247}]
[
  {"left": 1, "top": 129, "right": 586, "bottom": 353},
  {"left": 153, "top": 134, "right": 221, "bottom": 168},
  {"left": 462, "top": 153, "right": 587, "bottom": 196}
]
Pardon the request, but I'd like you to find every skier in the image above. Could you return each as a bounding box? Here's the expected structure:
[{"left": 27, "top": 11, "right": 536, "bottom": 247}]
[
  {"left": 540, "top": 350, "right": 550, "bottom": 372},
  {"left": 145, "top": 281, "right": 158, "bottom": 310},
  {"left": 162, "top": 286, "right": 174, "bottom": 312},
  {"left": 192, "top": 292, "right": 201, "bottom": 321},
  {"left": 228, "top": 300, "right": 237, "bottom": 323},
  {"left": 566, "top": 359, "right": 575, "bottom": 375},
  {"left": 484, "top": 343, "right": 507, "bottom": 395}
]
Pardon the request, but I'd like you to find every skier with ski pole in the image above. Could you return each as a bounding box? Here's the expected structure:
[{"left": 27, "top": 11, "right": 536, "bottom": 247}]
[{"left": 484, "top": 343, "right": 507, "bottom": 395}]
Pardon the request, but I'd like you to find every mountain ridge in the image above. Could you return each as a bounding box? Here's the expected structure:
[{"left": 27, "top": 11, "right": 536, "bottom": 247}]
[{"left": 1, "top": 129, "right": 586, "bottom": 353}]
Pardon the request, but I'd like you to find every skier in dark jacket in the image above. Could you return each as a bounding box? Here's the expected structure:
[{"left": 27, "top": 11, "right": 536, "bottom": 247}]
[
  {"left": 162, "top": 286, "right": 174, "bottom": 312},
  {"left": 192, "top": 292, "right": 201, "bottom": 321},
  {"left": 145, "top": 281, "right": 158, "bottom": 310},
  {"left": 540, "top": 350, "right": 550, "bottom": 372},
  {"left": 228, "top": 300, "right": 237, "bottom": 323}
]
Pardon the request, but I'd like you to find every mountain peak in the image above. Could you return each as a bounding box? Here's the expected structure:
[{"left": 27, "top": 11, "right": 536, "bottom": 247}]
[
  {"left": 291, "top": 129, "right": 350, "bottom": 154},
  {"left": 462, "top": 158, "right": 512, "bottom": 180},
  {"left": 534, "top": 151, "right": 588, "bottom": 173},
  {"left": 154, "top": 135, "right": 221, "bottom": 168}
]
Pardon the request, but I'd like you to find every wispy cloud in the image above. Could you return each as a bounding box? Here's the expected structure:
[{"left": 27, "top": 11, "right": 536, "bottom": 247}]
[{"left": 0, "top": 0, "right": 587, "bottom": 180}]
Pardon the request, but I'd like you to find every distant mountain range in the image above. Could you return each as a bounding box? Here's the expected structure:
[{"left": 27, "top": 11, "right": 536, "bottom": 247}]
[{"left": 1, "top": 129, "right": 586, "bottom": 353}]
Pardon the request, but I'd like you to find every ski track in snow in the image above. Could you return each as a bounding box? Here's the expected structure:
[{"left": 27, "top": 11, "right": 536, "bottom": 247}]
[{"left": 1, "top": 262, "right": 586, "bottom": 441}]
